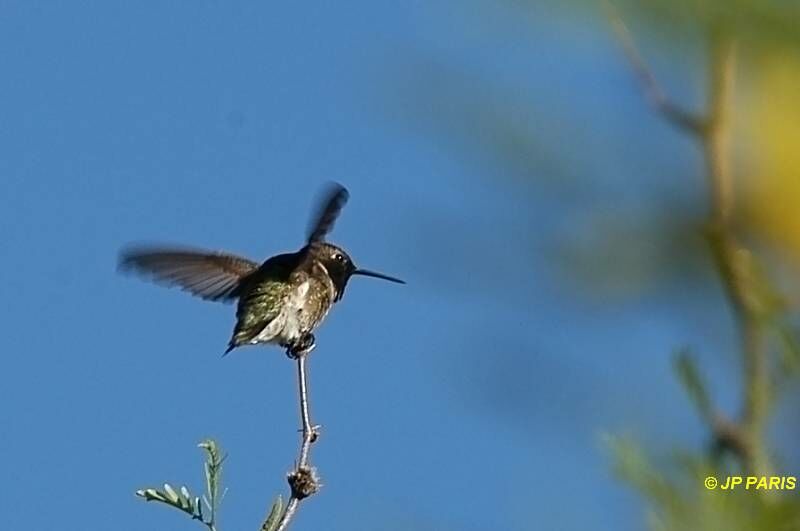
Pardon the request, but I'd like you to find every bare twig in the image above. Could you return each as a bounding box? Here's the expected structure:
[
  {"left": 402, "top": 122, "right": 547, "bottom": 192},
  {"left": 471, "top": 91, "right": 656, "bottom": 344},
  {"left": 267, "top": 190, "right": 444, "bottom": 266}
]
[
  {"left": 274, "top": 354, "right": 321, "bottom": 531},
  {"left": 276, "top": 495, "right": 300, "bottom": 531},
  {"left": 297, "top": 355, "right": 315, "bottom": 466},
  {"left": 603, "top": 1, "right": 706, "bottom": 134},
  {"left": 606, "top": 7, "right": 771, "bottom": 475},
  {"left": 704, "top": 31, "right": 767, "bottom": 435}
]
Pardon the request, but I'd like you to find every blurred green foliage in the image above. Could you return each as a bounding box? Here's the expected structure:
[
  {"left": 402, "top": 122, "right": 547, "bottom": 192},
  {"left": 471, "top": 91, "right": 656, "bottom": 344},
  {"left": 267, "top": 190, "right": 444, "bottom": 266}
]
[
  {"left": 411, "top": 1, "right": 800, "bottom": 529},
  {"left": 609, "top": 436, "right": 800, "bottom": 531}
]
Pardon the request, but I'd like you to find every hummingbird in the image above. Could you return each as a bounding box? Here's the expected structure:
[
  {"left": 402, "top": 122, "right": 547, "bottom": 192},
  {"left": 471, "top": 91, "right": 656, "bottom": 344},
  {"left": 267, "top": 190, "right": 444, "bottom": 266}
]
[{"left": 119, "top": 183, "right": 404, "bottom": 357}]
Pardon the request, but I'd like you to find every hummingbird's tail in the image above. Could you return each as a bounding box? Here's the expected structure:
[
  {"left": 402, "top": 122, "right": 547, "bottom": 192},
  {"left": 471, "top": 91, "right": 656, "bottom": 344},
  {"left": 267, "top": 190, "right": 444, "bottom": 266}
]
[{"left": 222, "top": 342, "right": 236, "bottom": 357}]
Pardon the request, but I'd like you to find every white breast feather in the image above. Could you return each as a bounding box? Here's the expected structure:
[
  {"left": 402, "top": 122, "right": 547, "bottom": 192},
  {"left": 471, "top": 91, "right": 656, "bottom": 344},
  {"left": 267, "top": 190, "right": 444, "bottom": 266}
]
[{"left": 254, "top": 280, "right": 310, "bottom": 345}]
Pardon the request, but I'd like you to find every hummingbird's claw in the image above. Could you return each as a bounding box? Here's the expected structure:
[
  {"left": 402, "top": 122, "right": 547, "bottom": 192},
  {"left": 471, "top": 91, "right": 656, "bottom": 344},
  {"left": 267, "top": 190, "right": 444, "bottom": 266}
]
[{"left": 286, "top": 333, "right": 316, "bottom": 358}]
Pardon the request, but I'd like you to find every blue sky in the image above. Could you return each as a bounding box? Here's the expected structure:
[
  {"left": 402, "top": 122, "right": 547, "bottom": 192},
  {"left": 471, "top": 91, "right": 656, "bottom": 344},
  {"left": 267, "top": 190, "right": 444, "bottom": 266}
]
[{"left": 4, "top": 2, "right": 796, "bottom": 530}]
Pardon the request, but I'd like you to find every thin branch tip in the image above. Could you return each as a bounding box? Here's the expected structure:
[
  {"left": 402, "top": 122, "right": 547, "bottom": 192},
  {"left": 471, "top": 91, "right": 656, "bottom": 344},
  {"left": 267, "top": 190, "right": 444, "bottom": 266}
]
[
  {"left": 272, "top": 350, "right": 322, "bottom": 530},
  {"left": 603, "top": 0, "right": 706, "bottom": 134}
]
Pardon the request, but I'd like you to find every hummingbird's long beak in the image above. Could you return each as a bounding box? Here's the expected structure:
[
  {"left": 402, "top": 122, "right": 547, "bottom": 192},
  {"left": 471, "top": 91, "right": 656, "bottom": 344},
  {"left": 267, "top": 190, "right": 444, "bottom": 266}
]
[{"left": 352, "top": 268, "right": 405, "bottom": 284}]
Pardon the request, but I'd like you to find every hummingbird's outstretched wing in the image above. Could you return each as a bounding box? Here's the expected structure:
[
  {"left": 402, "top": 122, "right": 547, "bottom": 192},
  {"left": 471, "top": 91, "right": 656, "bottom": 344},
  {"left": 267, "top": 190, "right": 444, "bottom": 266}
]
[
  {"left": 118, "top": 246, "right": 259, "bottom": 302},
  {"left": 306, "top": 182, "right": 350, "bottom": 244}
]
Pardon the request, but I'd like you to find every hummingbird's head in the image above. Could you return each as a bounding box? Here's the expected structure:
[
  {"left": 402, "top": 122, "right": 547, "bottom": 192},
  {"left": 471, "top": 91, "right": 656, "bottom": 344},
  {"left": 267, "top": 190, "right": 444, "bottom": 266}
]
[{"left": 311, "top": 242, "right": 404, "bottom": 302}]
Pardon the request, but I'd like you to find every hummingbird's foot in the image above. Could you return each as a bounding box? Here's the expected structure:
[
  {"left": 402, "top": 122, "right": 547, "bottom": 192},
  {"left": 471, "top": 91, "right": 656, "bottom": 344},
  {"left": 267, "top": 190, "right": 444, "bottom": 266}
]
[{"left": 286, "top": 333, "right": 316, "bottom": 359}]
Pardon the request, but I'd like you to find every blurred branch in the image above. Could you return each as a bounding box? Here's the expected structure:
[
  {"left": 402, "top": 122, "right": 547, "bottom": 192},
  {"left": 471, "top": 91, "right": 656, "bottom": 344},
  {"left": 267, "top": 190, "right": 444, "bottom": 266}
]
[
  {"left": 703, "top": 26, "right": 771, "bottom": 476},
  {"left": 673, "top": 350, "right": 714, "bottom": 424},
  {"left": 606, "top": 5, "right": 771, "bottom": 476},
  {"left": 274, "top": 354, "right": 321, "bottom": 531},
  {"left": 603, "top": 1, "right": 705, "bottom": 134},
  {"left": 673, "top": 350, "right": 750, "bottom": 462}
]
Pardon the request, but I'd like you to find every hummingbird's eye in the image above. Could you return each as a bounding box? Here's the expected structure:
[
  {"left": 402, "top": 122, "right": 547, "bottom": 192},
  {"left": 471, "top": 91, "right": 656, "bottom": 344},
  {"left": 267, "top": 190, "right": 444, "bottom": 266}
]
[{"left": 333, "top": 253, "right": 345, "bottom": 263}]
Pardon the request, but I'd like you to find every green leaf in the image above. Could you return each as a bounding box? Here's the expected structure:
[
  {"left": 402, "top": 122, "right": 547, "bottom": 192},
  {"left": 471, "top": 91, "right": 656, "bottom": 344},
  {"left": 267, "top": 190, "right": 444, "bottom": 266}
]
[
  {"left": 179, "top": 486, "right": 193, "bottom": 511},
  {"left": 179, "top": 490, "right": 192, "bottom": 511},
  {"left": 197, "top": 439, "right": 225, "bottom": 526},
  {"left": 261, "top": 496, "right": 284, "bottom": 531},
  {"left": 136, "top": 488, "right": 168, "bottom": 503},
  {"left": 163, "top": 483, "right": 180, "bottom": 504},
  {"left": 136, "top": 485, "right": 195, "bottom": 517},
  {"left": 135, "top": 440, "right": 229, "bottom": 528},
  {"left": 199, "top": 439, "right": 223, "bottom": 507}
]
